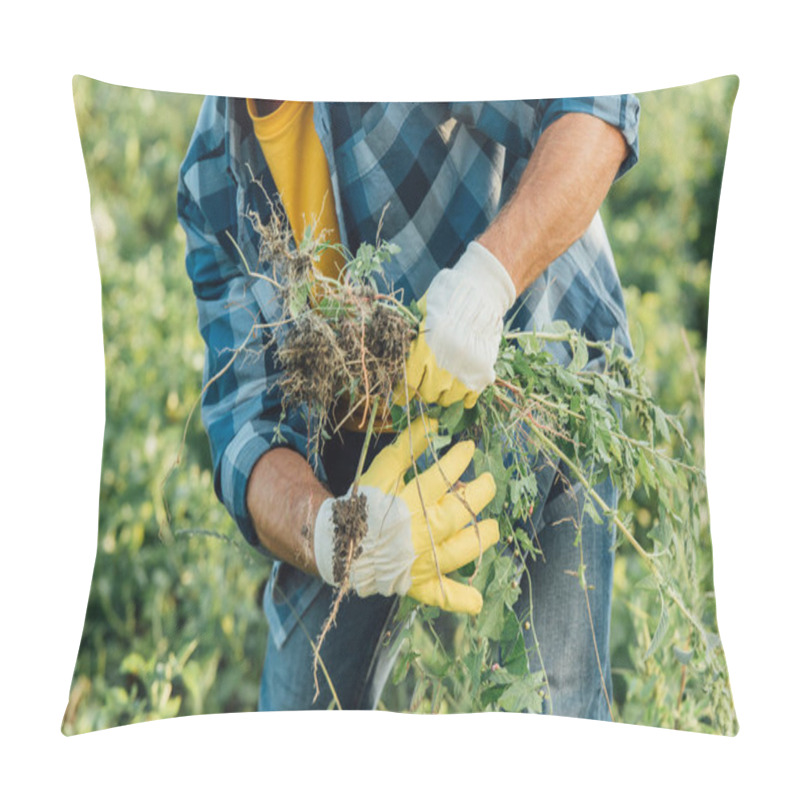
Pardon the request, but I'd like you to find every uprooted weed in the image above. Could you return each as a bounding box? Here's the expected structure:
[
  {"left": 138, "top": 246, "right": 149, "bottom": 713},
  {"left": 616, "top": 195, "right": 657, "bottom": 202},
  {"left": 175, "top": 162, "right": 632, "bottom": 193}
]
[
  {"left": 277, "top": 312, "right": 346, "bottom": 414},
  {"left": 246, "top": 205, "right": 420, "bottom": 701},
  {"left": 248, "top": 206, "right": 416, "bottom": 444},
  {"left": 198, "top": 197, "right": 735, "bottom": 727},
  {"left": 331, "top": 492, "right": 369, "bottom": 585},
  {"left": 278, "top": 296, "right": 414, "bottom": 433}
]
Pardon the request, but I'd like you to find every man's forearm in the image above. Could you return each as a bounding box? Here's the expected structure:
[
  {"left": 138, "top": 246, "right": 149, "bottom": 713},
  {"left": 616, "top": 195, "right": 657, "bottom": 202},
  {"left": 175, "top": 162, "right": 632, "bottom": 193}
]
[
  {"left": 246, "top": 447, "right": 331, "bottom": 576},
  {"left": 477, "top": 112, "right": 629, "bottom": 295}
]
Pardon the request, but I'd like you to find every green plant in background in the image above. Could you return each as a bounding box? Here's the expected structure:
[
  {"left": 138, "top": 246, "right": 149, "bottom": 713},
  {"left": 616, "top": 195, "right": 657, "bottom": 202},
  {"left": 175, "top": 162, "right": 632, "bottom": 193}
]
[
  {"left": 602, "top": 77, "right": 738, "bottom": 731},
  {"left": 64, "top": 79, "right": 269, "bottom": 734},
  {"left": 64, "top": 76, "right": 737, "bottom": 735}
]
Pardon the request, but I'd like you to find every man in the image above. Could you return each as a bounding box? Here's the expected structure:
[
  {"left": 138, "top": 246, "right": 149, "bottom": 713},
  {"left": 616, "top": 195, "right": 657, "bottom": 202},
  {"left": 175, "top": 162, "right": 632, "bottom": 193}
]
[{"left": 178, "top": 97, "right": 639, "bottom": 716}]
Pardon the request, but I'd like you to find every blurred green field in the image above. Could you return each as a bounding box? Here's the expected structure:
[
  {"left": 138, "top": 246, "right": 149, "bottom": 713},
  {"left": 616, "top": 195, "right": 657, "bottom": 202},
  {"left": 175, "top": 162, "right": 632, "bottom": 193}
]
[{"left": 62, "top": 76, "right": 737, "bottom": 734}]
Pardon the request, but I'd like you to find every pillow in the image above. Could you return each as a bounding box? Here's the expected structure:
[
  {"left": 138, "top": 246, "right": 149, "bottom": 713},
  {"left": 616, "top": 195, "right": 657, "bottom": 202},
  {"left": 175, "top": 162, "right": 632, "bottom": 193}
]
[{"left": 62, "top": 75, "right": 738, "bottom": 735}]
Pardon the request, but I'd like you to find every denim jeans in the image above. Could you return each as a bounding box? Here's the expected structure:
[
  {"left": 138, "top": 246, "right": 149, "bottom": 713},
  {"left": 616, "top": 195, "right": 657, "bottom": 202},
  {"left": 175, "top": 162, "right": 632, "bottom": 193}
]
[
  {"left": 258, "top": 431, "right": 617, "bottom": 719},
  {"left": 513, "top": 465, "right": 616, "bottom": 720}
]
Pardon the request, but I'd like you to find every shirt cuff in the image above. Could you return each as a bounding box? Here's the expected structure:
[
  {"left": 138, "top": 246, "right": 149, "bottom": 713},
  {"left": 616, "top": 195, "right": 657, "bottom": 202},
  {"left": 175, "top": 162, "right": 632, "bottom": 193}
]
[{"left": 539, "top": 95, "right": 641, "bottom": 181}]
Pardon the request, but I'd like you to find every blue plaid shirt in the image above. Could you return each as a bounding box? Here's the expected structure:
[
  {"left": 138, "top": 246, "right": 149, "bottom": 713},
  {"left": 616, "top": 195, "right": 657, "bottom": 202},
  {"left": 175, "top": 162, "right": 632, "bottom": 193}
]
[{"left": 178, "top": 97, "right": 640, "bottom": 555}]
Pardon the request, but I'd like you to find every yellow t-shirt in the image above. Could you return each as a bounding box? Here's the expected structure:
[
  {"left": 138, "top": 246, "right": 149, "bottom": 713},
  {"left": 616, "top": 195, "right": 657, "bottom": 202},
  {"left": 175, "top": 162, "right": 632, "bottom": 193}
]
[
  {"left": 246, "top": 99, "right": 342, "bottom": 280},
  {"left": 248, "top": 100, "right": 386, "bottom": 432}
]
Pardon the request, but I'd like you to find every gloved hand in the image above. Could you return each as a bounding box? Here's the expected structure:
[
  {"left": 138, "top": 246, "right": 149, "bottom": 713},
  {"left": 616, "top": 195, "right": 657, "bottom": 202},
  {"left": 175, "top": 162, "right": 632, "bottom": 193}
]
[
  {"left": 394, "top": 241, "right": 517, "bottom": 409},
  {"left": 313, "top": 416, "right": 499, "bottom": 614}
]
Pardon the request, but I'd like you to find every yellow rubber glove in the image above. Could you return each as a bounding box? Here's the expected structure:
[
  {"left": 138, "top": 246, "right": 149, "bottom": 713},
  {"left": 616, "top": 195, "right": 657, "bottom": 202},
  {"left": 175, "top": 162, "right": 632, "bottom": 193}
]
[
  {"left": 394, "top": 241, "right": 517, "bottom": 410},
  {"left": 313, "top": 417, "right": 499, "bottom": 614}
]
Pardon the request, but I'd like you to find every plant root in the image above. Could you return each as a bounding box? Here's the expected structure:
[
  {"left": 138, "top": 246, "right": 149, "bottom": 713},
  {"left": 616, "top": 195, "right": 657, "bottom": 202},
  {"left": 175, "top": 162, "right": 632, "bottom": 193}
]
[{"left": 331, "top": 493, "right": 368, "bottom": 585}]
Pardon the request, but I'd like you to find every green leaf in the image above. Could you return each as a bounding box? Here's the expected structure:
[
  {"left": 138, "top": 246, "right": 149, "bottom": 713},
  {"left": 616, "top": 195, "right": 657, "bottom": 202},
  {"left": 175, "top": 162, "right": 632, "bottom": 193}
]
[
  {"left": 477, "top": 588, "right": 505, "bottom": 640},
  {"left": 472, "top": 447, "right": 488, "bottom": 477},
  {"left": 591, "top": 373, "right": 608, "bottom": 401},
  {"left": 480, "top": 684, "right": 506, "bottom": 707},
  {"left": 513, "top": 348, "right": 535, "bottom": 380},
  {"left": 462, "top": 650, "right": 484, "bottom": 692},
  {"left": 288, "top": 283, "right": 310, "bottom": 316},
  {"left": 429, "top": 433, "right": 453, "bottom": 452},
  {"left": 644, "top": 590, "right": 670, "bottom": 661},
  {"left": 467, "top": 544, "right": 495, "bottom": 594},
  {"left": 316, "top": 295, "right": 342, "bottom": 320},
  {"left": 476, "top": 440, "right": 512, "bottom": 516},
  {"left": 509, "top": 471, "right": 538, "bottom": 513},
  {"left": 390, "top": 404, "right": 410, "bottom": 430},
  {"left": 539, "top": 319, "right": 571, "bottom": 337},
  {"left": 558, "top": 369, "right": 582, "bottom": 393},
  {"left": 487, "top": 664, "right": 514, "bottom": 686},
  {"left": 635, "top": 574, "right": 661, "bottom": 592},
  {"left": 395, "top": 594, "right": 418, "bottom": 621},
  {"left": 569, "top": 335, "right": 589, "bottom": 372},
  {"left": 499, "top": 616, "right": 529, "bottom": 676},
  {"left": 583, "top": 499, "right": 603, "bottom": 525},
  {"left": 498, "top": 673, "right": 545, "bottom": 713},
  {"left": 439, "top": 400, "right": 465, "bottom": 433},
  {"left": 162, "top": 696, "right": 182, "bottom": 718},
  {"left": 647, "top": 521, "right": 671, "bottom": 549},
  {"left": 654, "top": 407, "right": 670, "bottom": 441},
  {"left": 419, "top": 604, "right": 441, "bottom": 624},
  {"left": 516, "top": 531, "right": 538, "bottom": 557},
  {"left": 637, "top": 451, "right": 656, "bottom": 490},
  {"left": 120, "top": 652, "right": 148, "bottom": 677},
  {"left": 516, "top": 332, "right": 540, "bottom": 355},
  {"left": 474, "top": 446, "right": 511, "bottom": 515},
  {"left": 477, "top": 555, "right": 520, "bottom": 640},
  {"left": 455, "top": 403, "right": 480, "bottom": 435}
]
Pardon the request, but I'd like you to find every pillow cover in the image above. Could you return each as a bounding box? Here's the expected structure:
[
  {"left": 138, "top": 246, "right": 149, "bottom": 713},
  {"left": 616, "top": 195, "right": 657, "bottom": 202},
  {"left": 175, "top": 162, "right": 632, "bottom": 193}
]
[{"left": 63, "top": 75, "right": 738, "bottom": 735}]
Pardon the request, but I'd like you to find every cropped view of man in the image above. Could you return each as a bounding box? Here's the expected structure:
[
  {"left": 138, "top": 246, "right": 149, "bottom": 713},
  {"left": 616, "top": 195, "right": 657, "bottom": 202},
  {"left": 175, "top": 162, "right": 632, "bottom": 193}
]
[{"left": 178, "top": 96, "right": 639, "bottom": 716}]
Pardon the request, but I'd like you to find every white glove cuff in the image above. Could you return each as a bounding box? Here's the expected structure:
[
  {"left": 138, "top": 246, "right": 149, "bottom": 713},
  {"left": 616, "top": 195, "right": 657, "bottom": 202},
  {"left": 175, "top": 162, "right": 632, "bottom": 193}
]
[
  {"left": 313, "top": 497, "right": 337, "bottom": 586},
  {"left": 424, "top": 241, "right": 517, "bottom": 392},
  {"left": 450, "top": 241, "right": 517, "bottom": 314},
  {"left": 312, "top": 488, "right": 415, "bottom": 597}
]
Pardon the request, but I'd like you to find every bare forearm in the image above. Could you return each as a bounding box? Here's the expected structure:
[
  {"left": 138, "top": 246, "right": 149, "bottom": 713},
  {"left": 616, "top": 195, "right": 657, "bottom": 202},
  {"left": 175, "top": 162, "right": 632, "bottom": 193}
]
[
  {"left": 478, "top": 112, "right": 628, "bottom": 295},
  {"left": 246, "top": 447, "right": 332, "bottom": 576}
]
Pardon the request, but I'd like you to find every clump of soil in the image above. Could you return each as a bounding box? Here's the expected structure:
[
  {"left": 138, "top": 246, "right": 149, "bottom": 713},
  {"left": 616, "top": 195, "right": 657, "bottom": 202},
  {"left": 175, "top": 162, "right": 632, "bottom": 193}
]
[
  {"left": 331, "top": 492, "right": 369, "bottom": 585},
  {"left": 335, "top": 302, "right": 415, "bottom": 411},
  {"left": 276, "top": 300, "right": 413, "bottom": 436},
  {"left": 252, "top": 206, "right": 416, "bottom": 440},
  {"left": 277, "top": 312, "right": 346, "bottom": 413},
  {"left": 368, "top": 302, "right": 416, "bottom": 365},
  {"left": 311, "top": 489, "right": 371, "bottom": 699}
]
